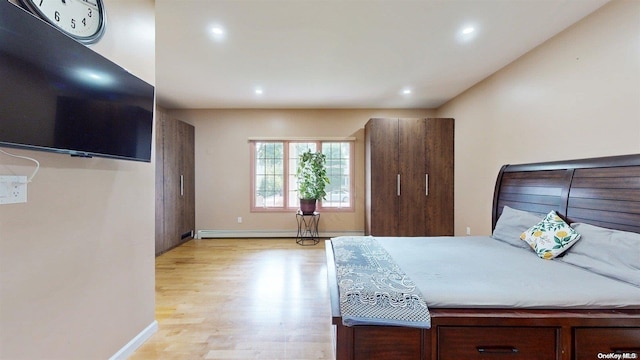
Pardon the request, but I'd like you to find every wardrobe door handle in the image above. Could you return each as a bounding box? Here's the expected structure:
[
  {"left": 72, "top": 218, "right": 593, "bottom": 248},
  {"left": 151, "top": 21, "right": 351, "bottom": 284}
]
[
  {"left": 180, "top": 175, "right": 184, "bottom": 196},
  {"left": 425, "top": 174, "right": 429, "bottom": 196},
  {"left": 476, "top": 346, "right": 519, "bottom": 354},
  {"left": 397, "top": 174, "right": 401, "bottom": 196}
]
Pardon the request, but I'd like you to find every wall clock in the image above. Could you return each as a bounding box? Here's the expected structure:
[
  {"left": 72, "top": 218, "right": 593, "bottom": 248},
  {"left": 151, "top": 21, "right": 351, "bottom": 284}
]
[{"left": 18, "top": 0, "right": 106, "bottom": 44}]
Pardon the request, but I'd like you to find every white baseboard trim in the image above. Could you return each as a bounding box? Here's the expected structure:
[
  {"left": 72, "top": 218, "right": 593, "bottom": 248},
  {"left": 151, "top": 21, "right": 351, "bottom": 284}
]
[
  {"left": 197, "top": 229, "right": 365, "bottom": 239},
  {"left": 109, "top": 320, "right": 158, "bottom": 360}
]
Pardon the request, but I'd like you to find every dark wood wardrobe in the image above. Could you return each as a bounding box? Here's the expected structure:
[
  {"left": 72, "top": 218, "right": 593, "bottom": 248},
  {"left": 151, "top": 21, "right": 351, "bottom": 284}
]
[
  {"left": 365, "top": 118, "right": 454, "bottom": 236},
  {"left": 155, "top": 109, "right": 195, "bottom": 255}
]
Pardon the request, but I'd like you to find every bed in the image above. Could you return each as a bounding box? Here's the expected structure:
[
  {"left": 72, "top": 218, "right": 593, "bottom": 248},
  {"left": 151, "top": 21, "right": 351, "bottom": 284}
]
[{"left": 326, "top": 154, "right": 640, "bottom": 360}]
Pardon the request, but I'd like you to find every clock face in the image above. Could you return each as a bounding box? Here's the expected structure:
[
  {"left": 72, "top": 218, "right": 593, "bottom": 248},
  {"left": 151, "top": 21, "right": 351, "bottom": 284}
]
[{"left": 19, "top": 0, "right": 106, "bottom": 44}]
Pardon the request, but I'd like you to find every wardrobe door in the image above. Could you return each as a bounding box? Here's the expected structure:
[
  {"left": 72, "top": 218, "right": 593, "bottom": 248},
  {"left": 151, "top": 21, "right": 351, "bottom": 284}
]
[
  {"left": 398, "top": 118, "right": 428, "bottom": 236},
  {"left": 365, "top": 118, "right": 399, "bottom": 236},
  {"left": 178, "top": 119, "right": 195, "bottom": 241},
  {"left": 156, "top": 114, "right": 195, "bottom": 255},
  {"left": 162, "top": 116, "right": 182, "bottom": 252},
  {"left": 155, "top": 110, "right": 166, "bottom": 255},
  {"left": 425, "top": 118, "right": 454, "bottom": 236}
]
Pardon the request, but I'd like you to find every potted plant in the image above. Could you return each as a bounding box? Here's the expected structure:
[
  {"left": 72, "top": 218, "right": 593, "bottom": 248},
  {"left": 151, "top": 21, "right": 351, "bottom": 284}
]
[{"left": 296, "top": 150, "right": 330, "bottom": 214}]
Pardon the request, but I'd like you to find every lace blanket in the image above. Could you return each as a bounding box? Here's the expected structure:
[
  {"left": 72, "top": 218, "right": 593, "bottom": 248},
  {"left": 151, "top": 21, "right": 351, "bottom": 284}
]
[{"left": 331, "top": 236, "right": 431, "bottom": 328}]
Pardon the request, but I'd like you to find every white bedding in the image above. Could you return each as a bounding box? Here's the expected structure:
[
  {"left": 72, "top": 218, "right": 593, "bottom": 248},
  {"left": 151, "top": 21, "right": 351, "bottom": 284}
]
[{"left": 375, "top": 236, "right": 640, "bottom": 309}]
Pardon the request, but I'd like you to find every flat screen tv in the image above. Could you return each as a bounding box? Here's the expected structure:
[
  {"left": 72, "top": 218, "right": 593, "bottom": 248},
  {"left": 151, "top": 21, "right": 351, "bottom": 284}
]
[{"left": 0, "top": 1, "right": 154, "bottom": 162}]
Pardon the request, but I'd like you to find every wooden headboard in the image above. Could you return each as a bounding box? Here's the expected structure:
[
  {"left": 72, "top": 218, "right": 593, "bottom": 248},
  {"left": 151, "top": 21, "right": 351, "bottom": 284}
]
[{"left": 492, "top": 154, "right": 640, "bottom": 234}]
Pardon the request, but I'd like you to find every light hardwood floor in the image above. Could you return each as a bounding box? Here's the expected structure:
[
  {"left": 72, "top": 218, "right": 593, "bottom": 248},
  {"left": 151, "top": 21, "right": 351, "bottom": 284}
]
[{"left": 129, "top": 239, "right": 334, "bottom": 360}]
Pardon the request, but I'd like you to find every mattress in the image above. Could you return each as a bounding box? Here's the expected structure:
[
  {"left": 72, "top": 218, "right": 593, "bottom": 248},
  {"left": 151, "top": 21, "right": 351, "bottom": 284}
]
[{"left": 372, "top": 236, "right": 640, "bottom": 309}]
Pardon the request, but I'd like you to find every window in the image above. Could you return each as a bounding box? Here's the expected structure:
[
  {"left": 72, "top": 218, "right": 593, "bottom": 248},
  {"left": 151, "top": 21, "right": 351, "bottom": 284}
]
[{"left": 251, "top": 139, "right": 354, "bottom": 212}]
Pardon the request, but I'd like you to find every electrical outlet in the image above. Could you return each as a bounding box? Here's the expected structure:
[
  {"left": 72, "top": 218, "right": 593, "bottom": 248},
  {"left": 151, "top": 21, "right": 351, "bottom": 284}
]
[
  {"left": 466, "top": 226, "right": 471, "bottom": 235},
  {"left": 237, "top": 216, "right": 243, "bottom": 224},
  {"left": 0, "top": 176, "right": 27, "bottom": 205}
]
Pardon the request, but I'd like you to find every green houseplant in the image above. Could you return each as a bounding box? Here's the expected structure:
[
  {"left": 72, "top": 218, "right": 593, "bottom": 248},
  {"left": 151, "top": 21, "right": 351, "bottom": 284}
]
[{"left": 296, "top": 150, "right": 330, "bottom": 214}]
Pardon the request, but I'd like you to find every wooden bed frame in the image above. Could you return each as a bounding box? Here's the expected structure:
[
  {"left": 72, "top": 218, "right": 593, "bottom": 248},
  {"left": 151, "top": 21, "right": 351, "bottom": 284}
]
[{"left": 327, "top": 154, "right": 640, "bottom": 360}]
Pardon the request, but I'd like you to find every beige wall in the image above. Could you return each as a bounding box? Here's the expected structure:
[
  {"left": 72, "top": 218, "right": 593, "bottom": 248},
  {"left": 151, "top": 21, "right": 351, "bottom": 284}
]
[
  {"left": 167, "top": 109, "right": 435, "bottom": 236},
  {"left": 0, "top": 1, "right": 156, "bottom": 359},
  {"left": 437, "top": 0, "right": 640, "bottom": 236}
]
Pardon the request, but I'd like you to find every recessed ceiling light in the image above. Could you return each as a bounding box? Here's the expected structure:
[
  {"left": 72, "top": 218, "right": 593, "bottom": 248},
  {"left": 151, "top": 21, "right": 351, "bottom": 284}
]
[
  {"left": 255, "top": 88, "right": 263, "bottom": 95},
  {"left": 402, "top": 89, "right": 412, "bottom": 95},
  {"left": 457, "top": 24, "right": 478, "bottom": 43},
  {"left": 209, "top": 25, "right": 226, "bottom": 41}
]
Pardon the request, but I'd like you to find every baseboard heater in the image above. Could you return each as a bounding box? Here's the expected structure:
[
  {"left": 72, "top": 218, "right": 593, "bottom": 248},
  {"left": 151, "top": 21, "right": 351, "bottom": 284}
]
[{"left": 197, "top": 229, "right": 365, "bottom": 239}]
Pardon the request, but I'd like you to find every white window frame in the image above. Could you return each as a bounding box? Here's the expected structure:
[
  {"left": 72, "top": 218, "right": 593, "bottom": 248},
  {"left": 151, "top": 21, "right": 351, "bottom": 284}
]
[{"left": 250, "top": 139, "right": 355, "bottom": 212}]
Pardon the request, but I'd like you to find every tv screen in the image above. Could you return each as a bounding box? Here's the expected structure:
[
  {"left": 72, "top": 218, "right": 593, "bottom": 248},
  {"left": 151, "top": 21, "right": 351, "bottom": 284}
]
[{"left": 0, "top": 1, "right": 154, "bottom": 162}]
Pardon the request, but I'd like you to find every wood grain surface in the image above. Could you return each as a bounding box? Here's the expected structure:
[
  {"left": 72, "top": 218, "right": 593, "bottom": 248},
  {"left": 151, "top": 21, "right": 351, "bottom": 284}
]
[{"left": 130, "top": 239, "right": 333, "bottom": 360}]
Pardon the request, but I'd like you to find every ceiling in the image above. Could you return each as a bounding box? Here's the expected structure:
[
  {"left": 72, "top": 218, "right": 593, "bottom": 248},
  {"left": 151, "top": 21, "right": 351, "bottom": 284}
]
[{"left": 155, "top": 0, "right": 609, "bottom": 110}]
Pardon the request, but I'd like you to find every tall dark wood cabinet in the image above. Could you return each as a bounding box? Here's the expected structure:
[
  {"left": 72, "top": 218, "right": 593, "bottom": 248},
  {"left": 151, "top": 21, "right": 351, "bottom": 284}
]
[
  {"left": 365, "top": 118, "right": 454, "bottom": 236},
  {"left": 155, "top": 109, "right": 195, "bottom": 256}
]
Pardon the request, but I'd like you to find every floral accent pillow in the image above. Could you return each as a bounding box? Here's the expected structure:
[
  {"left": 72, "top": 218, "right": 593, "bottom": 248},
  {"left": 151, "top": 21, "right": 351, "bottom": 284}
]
[{"left": 520, "top": 211, "right": 581, "bottom": 259}]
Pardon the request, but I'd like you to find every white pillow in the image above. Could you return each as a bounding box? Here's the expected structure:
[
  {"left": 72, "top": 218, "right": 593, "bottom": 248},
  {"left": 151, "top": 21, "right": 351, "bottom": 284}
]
[
  {"left": 492, "top": 206, "right": 544, "bottom": 249},
  {"left": 520, "top": 210, "right": 581, "bottom": 259},
  {"left": 560, "top": 223, "right": 640, "bottom": 287}
]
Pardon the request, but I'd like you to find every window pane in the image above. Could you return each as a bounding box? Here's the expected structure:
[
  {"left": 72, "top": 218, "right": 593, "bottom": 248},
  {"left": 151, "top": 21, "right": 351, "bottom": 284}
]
[
  {"left": 288, "top": 174, "right": 298, "bottom": 208},
  {"left": 288, "top": 142, "right": 316, "bottom": 207},
  {"left": 322, "top": 142, "right": 351, "bottom": 208},
  {"left": 255, "top": 142, "right": 284, "bottom": 208},
  {"left": 290, "top": 142, "right": 316, "bottom": 157}
]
